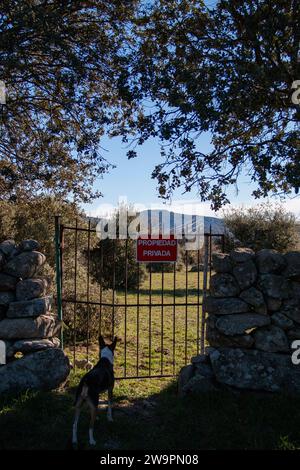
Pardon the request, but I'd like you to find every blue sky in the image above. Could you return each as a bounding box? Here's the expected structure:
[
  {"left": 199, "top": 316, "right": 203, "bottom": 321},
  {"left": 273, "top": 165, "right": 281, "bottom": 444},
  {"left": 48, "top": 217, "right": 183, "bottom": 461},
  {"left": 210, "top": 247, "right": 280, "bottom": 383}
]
[{"left": 82, "top": 132, "right": 300, "bottom": 220}]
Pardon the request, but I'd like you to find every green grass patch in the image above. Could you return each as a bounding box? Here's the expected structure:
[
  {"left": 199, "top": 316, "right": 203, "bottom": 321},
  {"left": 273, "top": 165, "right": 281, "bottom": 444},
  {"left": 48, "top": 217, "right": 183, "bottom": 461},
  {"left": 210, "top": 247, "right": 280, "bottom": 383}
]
[
  {"left": 65, "top": 271, "right": 206, "bottom": 378},
  {"left": 1, "top": 375, "right": 300, "bottom": 450}
]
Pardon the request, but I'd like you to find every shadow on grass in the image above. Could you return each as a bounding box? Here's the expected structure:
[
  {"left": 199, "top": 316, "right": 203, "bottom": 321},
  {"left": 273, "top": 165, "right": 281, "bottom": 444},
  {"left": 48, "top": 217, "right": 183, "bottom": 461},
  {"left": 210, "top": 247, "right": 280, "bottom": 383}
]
[{"left": 1, "top": 378, "right": 300, "bottom": 450}]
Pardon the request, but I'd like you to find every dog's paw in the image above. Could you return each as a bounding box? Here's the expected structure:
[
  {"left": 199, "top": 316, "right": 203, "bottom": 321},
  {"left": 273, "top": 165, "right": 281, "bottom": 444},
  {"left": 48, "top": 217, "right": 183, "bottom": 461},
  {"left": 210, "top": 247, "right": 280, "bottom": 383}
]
[
  {"left": 72, "top": 441, "right": 79, "bottom": 450},
  {"left": 89, "top": 439, "right": 97, "bottom": 446}
]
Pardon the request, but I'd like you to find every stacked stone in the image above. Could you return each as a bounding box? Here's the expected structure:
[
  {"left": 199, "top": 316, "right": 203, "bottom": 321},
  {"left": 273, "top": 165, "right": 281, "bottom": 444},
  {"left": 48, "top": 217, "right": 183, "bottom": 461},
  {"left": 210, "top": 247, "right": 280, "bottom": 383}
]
[
  {"left": 179, "top": 248, "right": 300, "bottom": 395},
  {"left": 0, "top": 239, "right": 70, "bottom": 394},
  {"left": 206, "top": 248, "right": 300, "bottom": 352}
]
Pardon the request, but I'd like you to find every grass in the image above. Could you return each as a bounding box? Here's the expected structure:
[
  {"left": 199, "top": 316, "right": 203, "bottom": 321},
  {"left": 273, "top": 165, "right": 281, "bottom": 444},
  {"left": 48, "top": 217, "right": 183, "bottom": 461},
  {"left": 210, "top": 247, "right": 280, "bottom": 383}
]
[
  {"left": 2, "top": 270, "right": 300, "bottom": 450},
  {"left": 1, "top": 374, "right": 300, "bottom": 450},
  {"left": 65, "top": 270, "right": 206, "bottom": 379}
]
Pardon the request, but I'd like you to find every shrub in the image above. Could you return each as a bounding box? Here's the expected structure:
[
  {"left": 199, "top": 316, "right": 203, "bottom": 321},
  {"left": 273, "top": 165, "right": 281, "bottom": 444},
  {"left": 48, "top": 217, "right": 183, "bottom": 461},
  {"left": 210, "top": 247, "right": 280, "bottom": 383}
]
[
  {"left": 88, "top": 206, "right": 148, "bottom": 290},
  {"left": 223, "top": 203, "right": 298, "bottom": 252},
  {"left": 89, "top": 238, "right": 146, "bottom": 290}
]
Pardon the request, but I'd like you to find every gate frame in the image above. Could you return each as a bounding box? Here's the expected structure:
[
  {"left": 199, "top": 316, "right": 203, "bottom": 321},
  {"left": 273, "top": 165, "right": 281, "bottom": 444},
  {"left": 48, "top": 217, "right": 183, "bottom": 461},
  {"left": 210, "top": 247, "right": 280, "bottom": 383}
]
[
  {"left": 54, "top": 217, "right": 224, "bottom": 379},
  {"left": 54, "top": 215, "right": 63, "bottom": 348}
]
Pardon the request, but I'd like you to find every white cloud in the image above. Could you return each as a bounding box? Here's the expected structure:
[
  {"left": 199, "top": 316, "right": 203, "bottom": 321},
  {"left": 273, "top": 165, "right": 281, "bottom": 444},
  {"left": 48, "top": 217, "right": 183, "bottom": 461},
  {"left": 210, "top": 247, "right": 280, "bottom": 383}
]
[
  {"left": 87, "top": 196, "right": 300, "bottom": 220},
  {"left": 280, "top": 198, "right": 300, "bottom": 219}
]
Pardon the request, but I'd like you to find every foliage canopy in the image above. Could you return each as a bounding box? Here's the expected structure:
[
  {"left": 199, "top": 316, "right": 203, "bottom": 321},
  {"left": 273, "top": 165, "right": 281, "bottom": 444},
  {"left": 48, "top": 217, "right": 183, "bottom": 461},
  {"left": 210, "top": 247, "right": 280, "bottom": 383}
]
[
  {"left": 120, "top": 0, "right": 300, "bottom": 209},
  {"left": 0, "top": 0, "right": 299, "bottom": 209},
  {"left": 0, "top": 0, "right": 138, "bottom": 202}
]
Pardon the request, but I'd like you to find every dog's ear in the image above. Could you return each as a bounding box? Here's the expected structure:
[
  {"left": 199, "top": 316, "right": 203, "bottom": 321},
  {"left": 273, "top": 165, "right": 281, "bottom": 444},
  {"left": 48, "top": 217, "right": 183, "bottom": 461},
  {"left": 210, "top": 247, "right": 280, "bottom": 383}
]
[
  {"left": 99, "top": 335, "right": 106, "bottom": 349},
  {"left": 109, "top": 336, "right": 118, "bottom": 352}
]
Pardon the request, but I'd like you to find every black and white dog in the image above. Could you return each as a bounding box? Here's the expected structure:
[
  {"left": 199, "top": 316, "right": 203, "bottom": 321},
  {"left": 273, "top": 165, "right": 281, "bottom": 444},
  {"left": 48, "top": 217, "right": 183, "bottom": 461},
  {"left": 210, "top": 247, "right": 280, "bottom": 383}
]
[{"left": 72, "top": 335, "right": 117, "bottom": 447}]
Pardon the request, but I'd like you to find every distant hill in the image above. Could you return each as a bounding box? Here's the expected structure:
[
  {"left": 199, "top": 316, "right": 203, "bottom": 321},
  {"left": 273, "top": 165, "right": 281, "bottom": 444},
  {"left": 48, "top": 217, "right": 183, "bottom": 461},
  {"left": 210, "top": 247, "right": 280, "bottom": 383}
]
[
  {"left": 86, "top": 209, "right": 224, "bottom": 236},
  {"left": 139, "top": 209, "right": 224, "bottom": 235}
]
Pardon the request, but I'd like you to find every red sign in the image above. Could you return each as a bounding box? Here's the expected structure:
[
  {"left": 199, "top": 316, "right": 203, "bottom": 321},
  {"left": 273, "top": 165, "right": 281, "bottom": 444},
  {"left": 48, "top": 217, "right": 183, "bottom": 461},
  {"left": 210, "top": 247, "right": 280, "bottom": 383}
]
[{"left": 136, "top": 236, "right": 178, "bottom": 263}]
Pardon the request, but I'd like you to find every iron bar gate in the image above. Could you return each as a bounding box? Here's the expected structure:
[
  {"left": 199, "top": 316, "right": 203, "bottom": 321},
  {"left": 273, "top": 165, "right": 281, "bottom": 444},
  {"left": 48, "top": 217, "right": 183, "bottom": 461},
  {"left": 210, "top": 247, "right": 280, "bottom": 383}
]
[{"left": 54, "top": 216, "right": 224, "bottom": 379}]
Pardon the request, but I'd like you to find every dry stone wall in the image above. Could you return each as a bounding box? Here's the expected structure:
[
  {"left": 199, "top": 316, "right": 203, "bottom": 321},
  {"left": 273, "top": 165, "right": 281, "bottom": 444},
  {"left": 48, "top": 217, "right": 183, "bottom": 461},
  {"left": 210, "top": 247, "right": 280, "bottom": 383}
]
[
  {"left": 179, "top": 248, "right": 300, "bottom": 395},
  {"left": 0, "top": 239, "right": 70, "bottom": 394}
]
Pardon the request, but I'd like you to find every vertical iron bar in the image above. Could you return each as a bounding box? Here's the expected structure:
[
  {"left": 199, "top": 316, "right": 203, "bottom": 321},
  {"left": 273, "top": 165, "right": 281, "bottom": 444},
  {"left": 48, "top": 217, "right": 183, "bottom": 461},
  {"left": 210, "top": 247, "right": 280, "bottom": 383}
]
[
  {"left": 112, "top": 240, "right": 116, "bottom": 339},
  {"left": 59, "top": 225, "right": 64, "bottom": 349},
  {"left": 99, "top": 243, "right": 103, "bottom": 335},
  {"left": 201, "top": 235, "right": 209, "bottom": 354},
  {"left": 172, "top": 261, "right": 176, "bottom": 375},
  {"left": 73, "top": 219, "right": 78, "bottom": 369},
  {"left": 86, "top": 220, "right": 91, "bottom": 362},
  {"left": 197, "top": 249, "right": 200, "bottom": 355},
  {"left": 161, "top": 263, "right": 164, "bottom": 375},
  {"left": 209, "top": 224, "right": 212, "bottom": 279},
  {"left": 54, "top": 216, "right": 63, "bottom": 348},
  {"left": 60, "top": 225, "right": 64, "bottom": 297},
  {"left": 124, "top": 238, "right": 128, "bottom": 377},
  {"left": 149, "top": 264, "right": 152, "bottom": 376},
  {"left": 136, "top": 259, "right": 140, "bottom": 375},
  {"left": 185, "top": 251, "right": 188, "bottom": 365}
]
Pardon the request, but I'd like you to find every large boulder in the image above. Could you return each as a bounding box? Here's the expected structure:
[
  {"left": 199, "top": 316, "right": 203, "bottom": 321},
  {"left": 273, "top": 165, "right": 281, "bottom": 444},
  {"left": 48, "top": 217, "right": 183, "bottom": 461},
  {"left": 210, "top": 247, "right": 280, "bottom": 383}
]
[
  {"left": 0, "top": 240, "right": 18, "bottom": 258},
  {"left": 266, "top": 297, "right": 282, "bottom": 312},
  {"left": 0, "top": 252, "right": 5, "bottom": 270},
  {"left": 215, "top": 313, "right": 270, "bottom": 336},
  {"left": 178, "top": 364, "right": 194, "bottom": 396},
  {"left": 240, "top": 287, "right": 267, "bottom": 314},
  {"left": 278, "top": 299, "right": 300, "bottom": 324},
  {"left": 210, "top": 273, "right": 240, "bottom": 298},
  {"left": 6, "top": 296, "right": 52, "bottom": 318},
  {"left": 290, "top": 282, "right": 300, "bottom": 301},
  {"left": 271, "top": 312, "right": 294, "bottom": 330},
  {"left": 181, "top": 374, "right": 217, "bottom": 395},
  {"left": 207, "top": 317, "right": 254, "bottom": 349},
  {"left": 230, "top": 248, "right": 255, "bottom": 264},
  {"left": 19, "top": 239, "right": 40, "bottom": 252},
  {"left": 16, "top": 278, "right": 48, "bottom": 301},
  {"left": 233, "top": 260, "right": 257, "bottom": 290},
  {"left": 210, "top": 348, "right": 300, "bottom": 393},
  {"left": 11, "top": 337, "right": 60, "bottom": 355},
  {"left": 0, "top": 306, "right": 7, "bottom": 321},
  {"left": 0, "top": 315, "right": 60, "bottom": 340},
  {"left": 191, "top": 354, "right": 215, "bottom": 378},
  {"left": 204, "top": 296, "right": 249, "bottom": 315},
  {"left": 3, "top": 251, "right": 46, "bottom": 279},
  {"left": 284, "top": 252, "right": 300, "bottom": 279},
  {"left": 0, "top": 348, "right": 70, "bottom": 394},
  {"left": 212, "top": 253, "right": 233, "bottom": 273},
  {"left": 287, "top": 327, "right": 300, "bottom": 341},
  {"left": 256, "top": 249, "right": 286, "bottom": 274},
  {"left": 0, "top": 291, "right": 15, "bottom": 306},
  {"left": 253, "top": 325, "right": 289, "bottom": 353},
  {"left": 257, "top": 274, "right": 290, "bottom": 300},
  {"left": 0, "top": 273, "right": 18, "bottom": 291},
  {"left": 191, "top": 354, "right": 210, "bottom": 365},
  {"left": 4, "top": 340, "right": 14, "bottom": 359}
]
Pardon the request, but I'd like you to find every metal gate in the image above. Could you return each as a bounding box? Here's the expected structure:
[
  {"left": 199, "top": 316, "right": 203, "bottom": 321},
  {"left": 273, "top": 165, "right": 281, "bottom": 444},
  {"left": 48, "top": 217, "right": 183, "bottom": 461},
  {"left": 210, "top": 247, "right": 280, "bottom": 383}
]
[{"left": 54, "top": 216, "right": 224, "bottom": 379}]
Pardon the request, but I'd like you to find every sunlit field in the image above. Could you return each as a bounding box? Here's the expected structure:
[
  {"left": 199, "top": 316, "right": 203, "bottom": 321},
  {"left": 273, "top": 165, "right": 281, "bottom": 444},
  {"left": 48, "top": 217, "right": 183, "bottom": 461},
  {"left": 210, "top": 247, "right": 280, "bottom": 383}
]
[{"left": 64, "top": 269, "right": 208, "bottom": 379}]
